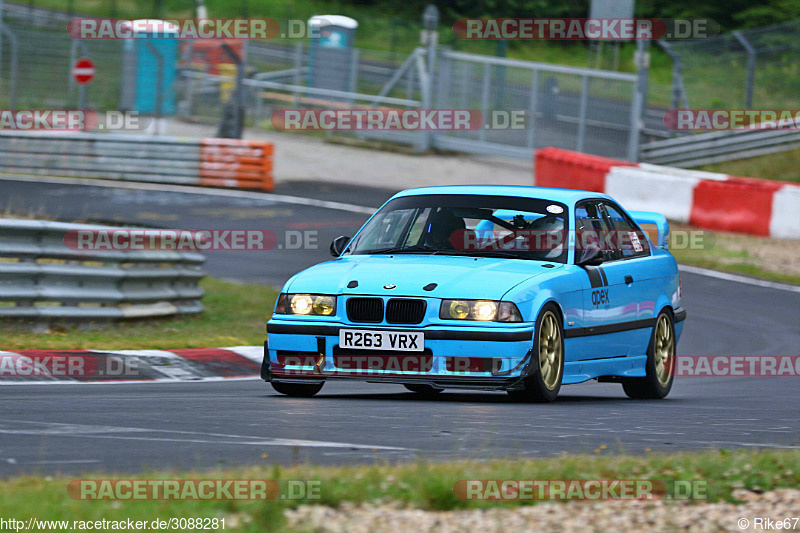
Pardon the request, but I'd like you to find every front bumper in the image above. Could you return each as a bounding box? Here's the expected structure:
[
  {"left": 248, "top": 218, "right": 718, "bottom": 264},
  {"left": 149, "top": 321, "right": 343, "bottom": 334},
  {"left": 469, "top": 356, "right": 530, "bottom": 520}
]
[{"left": 264, "top": 320, "right": 536, "bottom": 391}]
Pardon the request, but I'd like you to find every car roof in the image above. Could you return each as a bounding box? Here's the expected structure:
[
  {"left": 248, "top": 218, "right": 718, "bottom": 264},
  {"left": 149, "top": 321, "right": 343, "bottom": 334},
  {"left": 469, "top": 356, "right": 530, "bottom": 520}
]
[{"left": 390, "top": 185, "right": 612, "bottom": 206}]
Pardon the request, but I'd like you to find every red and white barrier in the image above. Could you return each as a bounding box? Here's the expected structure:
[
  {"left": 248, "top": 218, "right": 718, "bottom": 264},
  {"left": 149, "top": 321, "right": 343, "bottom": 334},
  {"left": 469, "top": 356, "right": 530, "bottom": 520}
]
[
  {"left": 534, "top": 147, "right": 800, "bottom": 238},
  {"left": 0, "top": 346, "right": 261, "bottom": 384}
]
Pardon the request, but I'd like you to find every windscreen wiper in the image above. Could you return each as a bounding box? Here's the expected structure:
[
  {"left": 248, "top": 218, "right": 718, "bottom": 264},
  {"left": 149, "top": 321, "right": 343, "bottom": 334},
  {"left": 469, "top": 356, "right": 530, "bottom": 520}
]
[
  {"left": 369, "top": 244, "right": 439, "bottom": 254},
  {"left": 433, "top": 249, "right": 533, "bottom": 260}
]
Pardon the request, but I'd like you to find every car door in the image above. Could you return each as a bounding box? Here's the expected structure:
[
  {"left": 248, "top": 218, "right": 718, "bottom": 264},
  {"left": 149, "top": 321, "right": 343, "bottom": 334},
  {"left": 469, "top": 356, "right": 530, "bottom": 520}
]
[
  {"left": 574, "top": 200, "right": 640, "bottom": 359},
  {"left": 599, "top": 201, "right": 656, "bottom": 355}
]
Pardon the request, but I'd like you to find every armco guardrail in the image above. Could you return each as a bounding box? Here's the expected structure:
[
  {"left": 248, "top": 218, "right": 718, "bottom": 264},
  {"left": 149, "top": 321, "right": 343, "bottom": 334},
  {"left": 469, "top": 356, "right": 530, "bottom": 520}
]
[
  {"left": 0, "top": 219, "right": 205, "bottom": 320},
  {"left": 535, "top": 147, "right": 800, "bottom": 238},
  {"left": 0, "top": 131, "right": 274, "bottom": 190},
  {"left": 640, "top": 126, "right": 800, "bottom": 167}
]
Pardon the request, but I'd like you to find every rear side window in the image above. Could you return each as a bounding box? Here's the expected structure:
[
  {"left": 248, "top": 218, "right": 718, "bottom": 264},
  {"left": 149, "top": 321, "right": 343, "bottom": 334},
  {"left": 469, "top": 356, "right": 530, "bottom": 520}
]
[{"left": 601, "top": 202, "right": 650, "bottom": 259}]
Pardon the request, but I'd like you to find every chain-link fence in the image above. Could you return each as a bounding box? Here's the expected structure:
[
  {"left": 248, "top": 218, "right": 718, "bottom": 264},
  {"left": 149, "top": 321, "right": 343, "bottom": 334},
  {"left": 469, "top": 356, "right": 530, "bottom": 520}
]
[
  {"left": 433, "top": 50, "right": 640, "bottom": 159},
  {"left": 0, "top": 7, "right": 645, "bottom": 160},
  {"left": 0, "top": 6, "right": 123, "bottom": 110},
  {"left": 3, "top": 1, "right": 797, "bottom": 161},
  {"left": 662, "top": 19, "right": 800, "bottom": 110}
]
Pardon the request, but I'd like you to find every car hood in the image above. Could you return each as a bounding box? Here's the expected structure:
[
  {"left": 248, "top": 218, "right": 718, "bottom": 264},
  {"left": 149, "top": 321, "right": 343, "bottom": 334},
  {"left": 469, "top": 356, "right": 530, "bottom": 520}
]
[{"left": 284, "top": 254, "right": 564, "bottom": 300}]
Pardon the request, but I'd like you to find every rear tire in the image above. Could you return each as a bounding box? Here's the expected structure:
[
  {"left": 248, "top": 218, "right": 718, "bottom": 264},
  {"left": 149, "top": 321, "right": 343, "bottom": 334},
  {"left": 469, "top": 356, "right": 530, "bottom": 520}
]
[
  {"left": 404, "top": 384, "right": 443, "bottom": 397},
  {"left": 622, "top": 310, "right": 675, "bottom": 399},
  {"left": 507, "top": 304, "right": 564, "bottom": 403},
  {"left": 271, "top": 381, "right": 324, "bottom": 397}
]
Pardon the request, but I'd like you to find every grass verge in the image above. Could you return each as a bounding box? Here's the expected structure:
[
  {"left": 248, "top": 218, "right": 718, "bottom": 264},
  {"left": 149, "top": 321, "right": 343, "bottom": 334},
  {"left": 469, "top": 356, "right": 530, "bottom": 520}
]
[
  {"left": 694, "top": 147, "right": 800, "bottom": 184},
  {"left": 0, "top": 449, "right": 797, "bottom": 532},
  {"left": 0, "top": 278, "right": 277, "bottom": 350},
  {"left": 669, "top": 224, "right": 800, "bottom": 285}
]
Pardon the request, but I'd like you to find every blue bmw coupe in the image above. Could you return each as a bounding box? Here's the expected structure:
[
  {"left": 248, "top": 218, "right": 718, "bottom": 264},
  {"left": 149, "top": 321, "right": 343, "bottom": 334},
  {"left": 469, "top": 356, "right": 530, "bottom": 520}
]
[{"left": 263, "top": 186, "right": 685, "bottom": 402}]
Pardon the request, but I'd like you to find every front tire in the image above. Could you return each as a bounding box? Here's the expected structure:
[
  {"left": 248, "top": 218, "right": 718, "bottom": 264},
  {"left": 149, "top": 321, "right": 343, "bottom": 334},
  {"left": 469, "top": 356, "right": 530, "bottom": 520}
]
[
  {"left": 271, "top": 381, "right": 324, "bottom": 397},
  {"left": 508, "top": 304, "right": 564, "bottom": 403},
  {"left": 622, "top": 310, "right": 675, "bottom": 399}
]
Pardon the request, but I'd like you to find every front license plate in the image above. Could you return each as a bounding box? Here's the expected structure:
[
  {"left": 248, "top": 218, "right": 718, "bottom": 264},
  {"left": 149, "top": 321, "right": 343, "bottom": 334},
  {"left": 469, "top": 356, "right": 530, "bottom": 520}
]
[{"left": 339, "top": 329, "right": 424, "bottom": 352}]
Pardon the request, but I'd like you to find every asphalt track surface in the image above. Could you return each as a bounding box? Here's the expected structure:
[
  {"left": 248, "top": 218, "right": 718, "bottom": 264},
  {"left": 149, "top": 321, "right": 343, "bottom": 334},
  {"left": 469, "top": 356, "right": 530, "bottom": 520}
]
[{"left": 0, "top": 176, "right": 798, "bottom": 477}]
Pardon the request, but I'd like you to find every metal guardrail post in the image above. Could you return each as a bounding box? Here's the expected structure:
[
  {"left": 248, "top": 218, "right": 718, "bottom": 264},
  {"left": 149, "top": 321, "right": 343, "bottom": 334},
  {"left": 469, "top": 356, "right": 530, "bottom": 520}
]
[
  {"left": 732, "top": 30, "right": 756, "bottom": 108},
  {"left": 348, "top": 48, "right": 359, "bottom": 102},
  {"left": 576, "top": 74, "right": 589, "bottom": 153},
  {"left": 435, "top": 49, "right": 450, "bottom": 110},
  {"left": 406, "top": 60, "right": 415, "bottom": 100},
  {"left": 459, "top": 60, "right": 469, "bottom": 109},
  {"left": 657, "top": 39, "right": 690, "bottom": 113},
  {"left": 0, "top": 21, "right": 18, "bottom": 109},
  {"left": 627, "top": 39, "right": 649, "bottom": 161},
  {"left": 479, "top": 62, "right": 490, "bottom": 142},
  {"left": 292, "top": 41, "right": 302, "bottom": 107},
  {"left": 415, "top": 50, "right": 431, "bottom": 151},
  {"left": 421, "top": 5, "right": 438, "bottom": 151},
  {"left": 526, "top": 69, "right": 539, "bottom": 148},
  {"left": 423, "top": 4, "right": 438, "bottom": 79}
]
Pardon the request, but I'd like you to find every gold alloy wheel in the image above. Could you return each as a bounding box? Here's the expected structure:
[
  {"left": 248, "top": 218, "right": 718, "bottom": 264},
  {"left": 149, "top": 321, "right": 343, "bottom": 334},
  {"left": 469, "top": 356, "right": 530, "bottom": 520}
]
[
  {"left": 654, "top": 314, "right": 675, "bottom": 387},
  {"left": 538, "top": 311, "right": 563, "bottom": 390}
]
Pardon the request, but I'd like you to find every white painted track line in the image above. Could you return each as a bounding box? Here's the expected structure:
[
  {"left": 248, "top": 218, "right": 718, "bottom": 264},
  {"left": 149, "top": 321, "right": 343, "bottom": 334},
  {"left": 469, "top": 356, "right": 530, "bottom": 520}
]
[
  {"left": 0, "top": 173, "right": 375, "bottom": 214},
  {"left": 679, "top": 264, "right": 800, "bottom": 293}
]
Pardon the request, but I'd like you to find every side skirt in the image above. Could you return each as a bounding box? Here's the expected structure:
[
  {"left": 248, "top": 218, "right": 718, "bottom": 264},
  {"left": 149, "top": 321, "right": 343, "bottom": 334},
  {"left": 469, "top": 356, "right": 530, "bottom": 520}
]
[{"left": 563, "top": 355, "right": 647, "bottom": 385}]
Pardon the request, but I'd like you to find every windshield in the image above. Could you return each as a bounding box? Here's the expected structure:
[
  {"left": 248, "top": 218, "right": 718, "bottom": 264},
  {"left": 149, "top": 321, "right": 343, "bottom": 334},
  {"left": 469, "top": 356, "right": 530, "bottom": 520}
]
[{"left": 346, "top": 194, "right": 569, "bottom": 263}]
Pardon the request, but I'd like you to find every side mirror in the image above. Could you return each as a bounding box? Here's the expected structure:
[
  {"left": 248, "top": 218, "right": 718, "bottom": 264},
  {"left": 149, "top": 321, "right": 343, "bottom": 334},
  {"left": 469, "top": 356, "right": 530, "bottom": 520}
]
[
  {"left": 330, "top": 236, "right": 351, "bottom": 257},
  {"left": 576, "top": 246, "right": 604, "bottom": 267}
]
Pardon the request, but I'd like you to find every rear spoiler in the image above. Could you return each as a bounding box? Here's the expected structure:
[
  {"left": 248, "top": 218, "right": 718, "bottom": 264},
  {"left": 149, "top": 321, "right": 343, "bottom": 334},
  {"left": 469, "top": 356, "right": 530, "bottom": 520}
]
[{"left": 628, "top": 210, "right": 669, "bottom": 250}]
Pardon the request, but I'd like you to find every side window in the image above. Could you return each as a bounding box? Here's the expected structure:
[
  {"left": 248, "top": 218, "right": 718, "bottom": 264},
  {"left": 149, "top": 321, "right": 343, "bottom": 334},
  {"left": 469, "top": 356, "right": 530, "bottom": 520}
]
[
  {"left": 575, "top": 201, "right": 617, "bottom": 261},
  {"left": 600, "top": 202, "right": 650, "bottom": 259},
  {"left": 405, "top": 208, "right": 432, "bottom": 246},
  {"left": 353, "top": 208, "right": 417, "bottom": 250}
]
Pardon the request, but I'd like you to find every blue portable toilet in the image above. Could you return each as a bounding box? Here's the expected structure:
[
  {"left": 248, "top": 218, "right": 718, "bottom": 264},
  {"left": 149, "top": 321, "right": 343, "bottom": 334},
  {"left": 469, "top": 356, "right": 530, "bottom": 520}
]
[
  {"left": 307, "top": 15, "right": 358, "bottom": 93},
  {"left": 120, "top": 19, "right": 179, "bottom": 115}
]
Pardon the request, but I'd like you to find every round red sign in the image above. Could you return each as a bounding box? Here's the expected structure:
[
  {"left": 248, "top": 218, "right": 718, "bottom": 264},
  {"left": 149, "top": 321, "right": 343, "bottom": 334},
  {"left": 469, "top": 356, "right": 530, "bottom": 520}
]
[{"left": 72, "top": 57, "right": 96, "bottom": 84}]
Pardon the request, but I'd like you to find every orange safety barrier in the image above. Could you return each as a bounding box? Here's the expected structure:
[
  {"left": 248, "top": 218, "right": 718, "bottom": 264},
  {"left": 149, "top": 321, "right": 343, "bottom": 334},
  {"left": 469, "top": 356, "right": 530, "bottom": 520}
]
[{"left": 199, "top": 138, "right": 274, "bottom": 191}]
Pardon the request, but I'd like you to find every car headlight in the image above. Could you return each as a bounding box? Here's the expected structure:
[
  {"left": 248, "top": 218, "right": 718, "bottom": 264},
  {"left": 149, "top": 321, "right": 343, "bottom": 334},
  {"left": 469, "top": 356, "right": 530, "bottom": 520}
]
[
  {"left": 440, "top": 299, "right": 522, "bottom": 322},
  {"left": 275, "top": 293, "right": 336, "bottom": 316}
]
